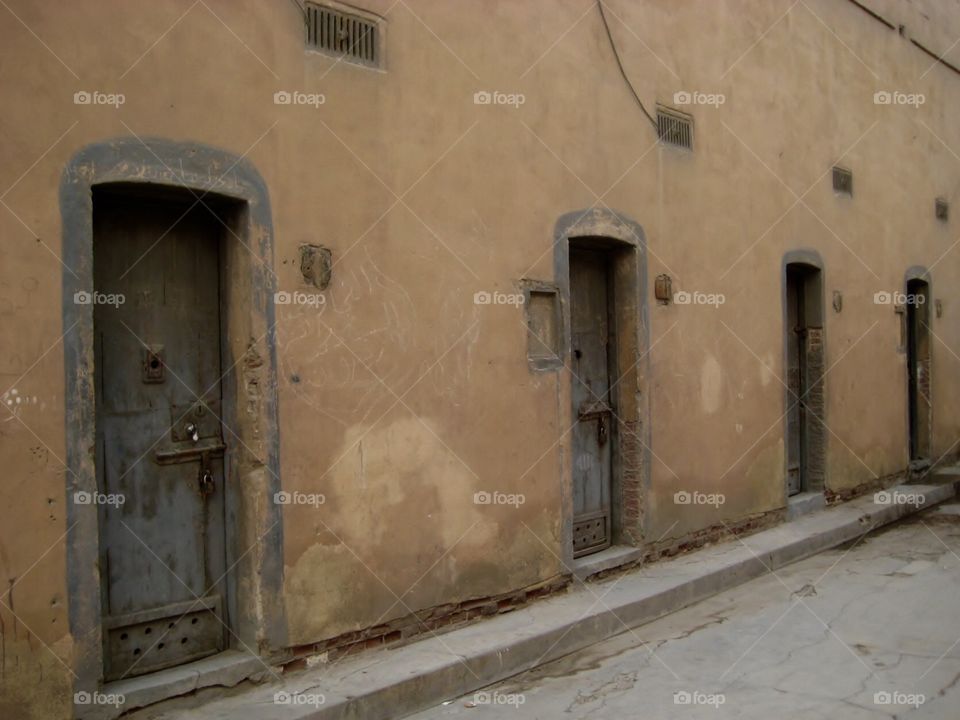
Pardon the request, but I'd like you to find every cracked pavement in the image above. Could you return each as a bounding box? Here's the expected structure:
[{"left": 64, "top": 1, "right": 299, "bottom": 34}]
[{"left": 409, "top": 504, "right": 960, "bottom": 719}]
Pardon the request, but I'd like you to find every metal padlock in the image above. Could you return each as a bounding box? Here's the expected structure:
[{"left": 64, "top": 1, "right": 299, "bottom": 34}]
[
  {"left": 198, "top": 451, "right": 215, "bottom": 496},
  {"left": 198, "top": 467, "right": 215, "bottom": 496}
]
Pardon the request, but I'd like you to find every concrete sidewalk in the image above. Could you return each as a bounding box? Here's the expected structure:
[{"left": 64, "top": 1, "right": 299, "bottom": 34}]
[{"left": 134, "top": 478, "right": 957, "bottom": 720}]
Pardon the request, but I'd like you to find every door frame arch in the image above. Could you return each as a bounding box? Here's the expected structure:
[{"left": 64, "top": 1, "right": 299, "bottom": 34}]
[
  {"left": 554, "top": 208, "right": 649, "bottom": 564},
  {"left": 781, "top": 249, "right": 827, "bottom": 498},
  {"left": 61, "top": 138, "right": 286, "bottom": 693},
  {"left": 904, "top": 266, "right": 932, "bottom": 468}
]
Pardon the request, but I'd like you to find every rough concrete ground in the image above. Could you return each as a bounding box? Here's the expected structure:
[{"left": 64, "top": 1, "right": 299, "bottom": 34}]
[{"left": 409, "top": 505, "right": 960, "bottom": 719}]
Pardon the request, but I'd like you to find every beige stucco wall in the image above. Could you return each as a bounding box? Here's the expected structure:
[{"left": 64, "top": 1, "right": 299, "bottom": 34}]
[{"left": 1, "top": 0, "right": 959, "bottom": 717}]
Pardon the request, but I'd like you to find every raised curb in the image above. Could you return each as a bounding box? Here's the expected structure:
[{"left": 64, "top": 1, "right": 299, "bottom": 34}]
[
  {"left": 162, "top": 481, "right": 955, "bottom": 720},
  {"left": 102, "top": 651, "right": 264, "bottom": 717}
]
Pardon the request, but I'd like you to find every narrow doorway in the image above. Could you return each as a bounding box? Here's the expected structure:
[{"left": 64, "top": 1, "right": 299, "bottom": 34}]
[
  {"left": 906, "top": 278, "right": 931, "bottom": 464},
  {"left": 785, "top": 262, "right": 825, "bottom": 497},
  {"left": 93, "top": 187, "right": 230, "bottom": 680},
  {"left": 569, "top": 246, "right": 615, "bottom": 556}
]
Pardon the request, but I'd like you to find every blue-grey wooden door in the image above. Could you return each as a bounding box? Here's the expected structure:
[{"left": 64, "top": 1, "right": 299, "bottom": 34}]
[
  {"left": 93, "top": 190, "right": 227, "bottom": 680},
  {"left": 569, "top": 248, "right": 613, "bottom": 557}
]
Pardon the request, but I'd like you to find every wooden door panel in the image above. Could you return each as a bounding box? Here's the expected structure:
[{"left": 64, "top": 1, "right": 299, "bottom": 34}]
[{"left": 94, "top": 193, "right": 227, "bottom": 680}]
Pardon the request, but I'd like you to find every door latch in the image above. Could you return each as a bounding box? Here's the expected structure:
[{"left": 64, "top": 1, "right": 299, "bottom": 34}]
[
  {"left": 597, "top": 414, "right": 608, "bottom": 447},
  {"left": 185, "top": 423, "right": 200, "bottom": 443},
  {"left": 197, "top": 452, "right": 215, "bottom": 496}
]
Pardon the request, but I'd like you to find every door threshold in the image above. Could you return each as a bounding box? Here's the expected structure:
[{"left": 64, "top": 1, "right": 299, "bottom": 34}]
[
  {"left": 572, "top": 544, "right": 644, "bottom": 581},
  {"left": 96, "top": 650, "right": 268, "bottom": 718},
  {"left": 787, "top": 491, "right": 826, "bottom": 520},
  {"left": 909, "top": 457, "right": 932, "bottom": 478}
]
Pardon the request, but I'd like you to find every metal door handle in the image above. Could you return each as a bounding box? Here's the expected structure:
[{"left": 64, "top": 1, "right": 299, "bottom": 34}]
[
  {"left": 198, "top": 467, "right": 215, "bottom": 496},
  {"left": 198, "top": 450, "right": 215, "bottom": 496},
  {"left": 185, "top": 423, "right": 199, "bottom": 442}
]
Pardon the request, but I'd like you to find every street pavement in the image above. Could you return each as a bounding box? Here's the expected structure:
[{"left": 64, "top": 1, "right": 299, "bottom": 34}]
[{"left": 409, "top": 504, "right": 960, "bottom": 719}]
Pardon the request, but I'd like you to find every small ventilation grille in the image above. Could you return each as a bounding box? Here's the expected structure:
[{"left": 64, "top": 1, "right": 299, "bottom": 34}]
[
  {"left": 936, "top": 197, "right": 949, "bottom": 221},
  {"left": 657, "top": 108, "right": 693, "bottom": 150},
  {"left": 832, "top": 166, "right": 853, "bottom": 196},
  {"left": 306, "top": 3, "right": 379, "bottom": 67}
]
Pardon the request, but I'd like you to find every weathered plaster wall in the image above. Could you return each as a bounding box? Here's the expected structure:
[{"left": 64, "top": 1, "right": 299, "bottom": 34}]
[{"left": 1, "top": 0, "right": 959, "bottom": 717}]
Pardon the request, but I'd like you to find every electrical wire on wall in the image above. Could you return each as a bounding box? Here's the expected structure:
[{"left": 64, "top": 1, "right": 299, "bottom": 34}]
[{"left": 597, "top": 0, "right": 659, "bottom": 133}]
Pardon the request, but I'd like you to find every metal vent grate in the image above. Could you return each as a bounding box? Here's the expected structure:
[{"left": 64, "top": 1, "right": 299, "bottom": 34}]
[
  {"left": 832, "top": 166, "right": 853, "bottom": 196},
  {"left": 306, "top": 3, "right": 379, "bottom": 67},
  {"left": 657, "top": 108, "right": 693, "bottom": 150},
  {"left": 936, "top": 197, "right": 949, "bottom": 221}
]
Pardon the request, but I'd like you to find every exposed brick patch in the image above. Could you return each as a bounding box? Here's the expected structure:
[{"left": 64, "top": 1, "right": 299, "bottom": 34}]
[
  {"left": 281, "top": 575, "right": 570, "bottom": 671},
  {"left": 617, "top": 418, "right": 644, "bottom": 545},
  {"left": 824, "top": 469, "right": 907, "bottom": 505},
  {"left": 587, "top": 507, "right": 786, "bottom": 583},
  {"left": 277, "top": 452, "right": 960, "bottom": 674},
  {"left": 804, "top": 328, "right": 826, "bottom": 492},
  {"left": 278, "top": 510, "right": 787, "bottom": 672},
  {"left": 825, "top": 452, "right": 960, "bottom": 505}
]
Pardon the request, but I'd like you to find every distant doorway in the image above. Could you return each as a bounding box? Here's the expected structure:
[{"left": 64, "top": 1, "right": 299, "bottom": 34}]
[
  {"left": 569, "top": 246, "right": 615, "bottom": 556},
  {"left": 554, "top": 209, "right": 648, "bottom": 564},
  {"left": 906, "top": 278, "right": 931, "bottom": 464},
  {"left": 784, "top": 261, "right": 825, "bottom": 496}
]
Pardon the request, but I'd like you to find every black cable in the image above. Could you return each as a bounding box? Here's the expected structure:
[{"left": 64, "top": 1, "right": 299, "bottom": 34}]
[{"left": 597, "top": 0, "right": 659, "bottom": 132}]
